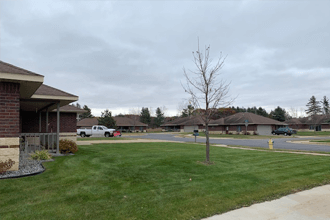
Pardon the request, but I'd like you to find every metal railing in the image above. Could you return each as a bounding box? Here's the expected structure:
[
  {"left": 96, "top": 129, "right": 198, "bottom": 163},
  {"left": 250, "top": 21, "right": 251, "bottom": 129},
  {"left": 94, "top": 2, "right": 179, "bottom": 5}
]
[{"left": 19, "top": 133, "right": 58, "bottom": 154}]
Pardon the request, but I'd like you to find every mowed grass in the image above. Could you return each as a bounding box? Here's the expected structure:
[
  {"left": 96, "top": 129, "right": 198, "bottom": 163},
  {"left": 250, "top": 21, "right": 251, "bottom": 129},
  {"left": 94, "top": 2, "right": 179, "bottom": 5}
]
[
  {"left": 296, "top": 131, "right": 330, "bottom": 136},
  {"left": 77, "top": 137, "right": 135, "bottom": 141},
  {"left": 310, "top": 139, "right": 330, "bottom": 144},
  {"left": 1, "top": 143, "right": 330, "bottom": 220},
  {"left": 190, "top": 132, "right": 289, "bottom": 139}
]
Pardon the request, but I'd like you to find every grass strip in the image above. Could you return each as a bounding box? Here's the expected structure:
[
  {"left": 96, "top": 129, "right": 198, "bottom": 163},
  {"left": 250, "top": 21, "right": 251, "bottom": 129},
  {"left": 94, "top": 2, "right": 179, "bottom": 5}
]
[
  {"left": 295, "top": 131, "right": 330, "bottom": 136},
  {"left": 77, "top": 137, "right": 135, "bottom": 141}
]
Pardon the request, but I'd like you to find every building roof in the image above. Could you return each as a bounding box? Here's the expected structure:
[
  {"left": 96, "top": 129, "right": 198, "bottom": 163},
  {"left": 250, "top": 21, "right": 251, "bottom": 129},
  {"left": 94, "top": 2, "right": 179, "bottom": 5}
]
[
  {"left": 0, "top": 60, "right": 43, "bottom": 76},
  {"left": 161, "top": 117, "right": 193, "bottom": 126},
  {"left": 289, "top": 115, "right": 330, "bottom": 125},
  {"left": 77, "top": 117, "right": 148, "bottom": 128},
  {"left": 162, "top": 112, "right": 287, "bottom": 127},
  {"left": 215, "top": 112, "right": 287, "bottom": 125},
  {"left": 77, "top": 118, "right": 98, "bottom": 127},
  {"left": 113, "top": 117, "right": 148, "bottom": 127},
  {"left": 34, "top": 84, "right": 77, "bottom": 98},
  {"left": 284, "top": 118, "right": 303, "bottom": 125},
  {"left": 51, "top": 105, "right": 86, "bottom": 113}
]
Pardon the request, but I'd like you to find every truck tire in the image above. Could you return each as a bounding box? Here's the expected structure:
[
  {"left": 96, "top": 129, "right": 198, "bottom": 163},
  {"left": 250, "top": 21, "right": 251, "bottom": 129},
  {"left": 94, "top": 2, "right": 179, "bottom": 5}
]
[
  {"left": 80, "top": 132, "right": 86, "bottom": 138},
  {"left": 105, "top": 133, "right": 110, "bottom": 138}
]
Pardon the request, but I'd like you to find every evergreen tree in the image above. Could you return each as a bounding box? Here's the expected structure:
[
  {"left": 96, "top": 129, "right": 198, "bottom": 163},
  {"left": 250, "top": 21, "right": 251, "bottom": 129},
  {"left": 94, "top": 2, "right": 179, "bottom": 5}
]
[
  {"left": 74, "top": 103, "right": 81, "bottom": 108},
  {"left": 256, "top": 107, "right": 268, "bottom": 117},
  {"left": 270, "top": 106, "right": 287, "bottom": 122},
  {"left": 321, "top": 96, "right": 329, "bottom": 115},
  {"left": 181, "top": 104, "right": 195, "bottom": 117},
  {"left": 80, "top": 105, "right": 93, "bottom": 119},
  {"left": 98, "top": 109, "right": 117, "bottom": 128},
  {"left": 140, "top": 107, "right": 151, "bottom": 125},
  {"left": 154, "top": 107, "right": 165, "bottom": 127},
  {"left": 305, "top": 96, "right": 322, "bottom": 116}
]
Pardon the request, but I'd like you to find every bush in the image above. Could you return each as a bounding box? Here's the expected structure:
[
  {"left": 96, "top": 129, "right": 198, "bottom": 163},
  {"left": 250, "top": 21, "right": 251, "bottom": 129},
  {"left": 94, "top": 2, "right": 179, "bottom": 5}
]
[
  {"left": 0, "top": 159, "right": 15, "bottom": 174},
  {"left": 59, "top": 139, "right": 78, "bottom": 154},
  {"left": 243, "top": 131, "right": 250, "bottom": 135},
  {"left": 31, "top": 150, "right": 52, "bottom": 160},
  {"left": 253, "top": 131, "right": 258, "bottom": 135},
  {"left": 228, "top": 132, "right": 233, "bottom": 135}
]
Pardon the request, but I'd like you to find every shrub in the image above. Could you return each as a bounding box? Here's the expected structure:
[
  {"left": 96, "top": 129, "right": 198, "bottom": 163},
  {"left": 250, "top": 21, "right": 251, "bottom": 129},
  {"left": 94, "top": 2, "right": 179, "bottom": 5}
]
[
  {"left": 253, "top": 131, "right": 258, "bottom": 135},
  {"left": 59, "top": 139, "right": 78, "bottom": 154},
  {"left": 0, "top": 159, "right": 15, "bottom": 174},
  {"left": 228, "top": 132, "right": 233, "bottom": 135},
  {"left": 31, "top": 150, "right": 52, "bottom": 160},
  {"left": 243, "top": 131, "right": 250, "bottom": 135}
]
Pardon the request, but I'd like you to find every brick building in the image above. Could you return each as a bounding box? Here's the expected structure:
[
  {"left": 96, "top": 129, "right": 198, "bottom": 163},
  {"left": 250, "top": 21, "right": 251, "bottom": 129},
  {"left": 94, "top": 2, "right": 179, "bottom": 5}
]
[
  {"left": 285, "top": 115, "right": 330, "bottom": 131},
  {"left": 161, "top": 112, "right": 287, "bottom": 135},
  {"left": 0, "top": 61, "right": 82, "bottom": 171}
]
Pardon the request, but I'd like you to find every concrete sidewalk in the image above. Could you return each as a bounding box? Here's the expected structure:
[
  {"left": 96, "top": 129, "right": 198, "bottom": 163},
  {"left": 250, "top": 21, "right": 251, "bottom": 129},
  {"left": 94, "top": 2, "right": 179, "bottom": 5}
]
[{"left": 203, "top": 185, "right": 330, "bottom": 220}]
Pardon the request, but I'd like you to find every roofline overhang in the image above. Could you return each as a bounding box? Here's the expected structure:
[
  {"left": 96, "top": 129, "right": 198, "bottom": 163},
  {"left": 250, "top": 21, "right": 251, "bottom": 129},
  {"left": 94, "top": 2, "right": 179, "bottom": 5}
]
[
  {"left": 0, "top": 72, "right": 44, "bottom": 83},
  {"left": 31, "top": 94, "right": 78, "bottom": 101},
  {"left": 0, "top": 72, "right": 44, "bottom": 98}
]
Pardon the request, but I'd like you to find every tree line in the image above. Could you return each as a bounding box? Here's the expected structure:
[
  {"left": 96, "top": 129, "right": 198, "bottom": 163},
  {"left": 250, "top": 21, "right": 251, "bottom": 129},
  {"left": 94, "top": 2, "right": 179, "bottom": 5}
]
[
  {"left": 72, "top": 103, "right": 165, "bottom": 128},
  {"left": 73, "top": 94, "right": 329, "bottom": 129}
]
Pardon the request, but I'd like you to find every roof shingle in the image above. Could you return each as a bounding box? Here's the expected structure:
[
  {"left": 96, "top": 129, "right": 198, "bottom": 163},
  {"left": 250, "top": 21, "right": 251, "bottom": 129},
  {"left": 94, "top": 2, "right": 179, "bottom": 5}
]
[
  {"left": 0, "top": 60, "right": 43, "bottom": 77},
  {"left": 34, "top": 84, "right": 77, "bottom": 97}
]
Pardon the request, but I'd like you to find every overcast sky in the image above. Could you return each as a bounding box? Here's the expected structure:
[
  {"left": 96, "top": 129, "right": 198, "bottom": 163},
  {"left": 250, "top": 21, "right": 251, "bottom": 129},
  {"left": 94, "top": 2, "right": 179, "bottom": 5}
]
[{"left": 1, "top": 0, "right": 329, "bottom": 117}]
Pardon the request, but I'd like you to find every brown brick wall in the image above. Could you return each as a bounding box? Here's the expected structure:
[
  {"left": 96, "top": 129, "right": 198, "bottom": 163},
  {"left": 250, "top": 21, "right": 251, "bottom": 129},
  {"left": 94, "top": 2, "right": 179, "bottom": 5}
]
[
  {"left": 0, "top": 82, "right": 20, "bottom": 138},
  {"left": 21, "top": 111, "right": 77, "bottom": 133}
]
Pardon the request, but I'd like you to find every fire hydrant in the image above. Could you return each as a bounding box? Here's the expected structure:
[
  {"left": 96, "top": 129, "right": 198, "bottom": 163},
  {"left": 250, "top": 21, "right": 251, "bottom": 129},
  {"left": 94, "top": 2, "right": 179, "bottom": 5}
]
[{"left": 268, "top": 139, "right": 274, "bottom": 149}]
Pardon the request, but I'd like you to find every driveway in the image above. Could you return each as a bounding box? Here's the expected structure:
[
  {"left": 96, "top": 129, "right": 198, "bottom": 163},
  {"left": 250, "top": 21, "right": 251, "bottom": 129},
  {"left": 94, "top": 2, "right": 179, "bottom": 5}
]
[{"left": 126, "top": 133, "right": 330, "bottom": 152}]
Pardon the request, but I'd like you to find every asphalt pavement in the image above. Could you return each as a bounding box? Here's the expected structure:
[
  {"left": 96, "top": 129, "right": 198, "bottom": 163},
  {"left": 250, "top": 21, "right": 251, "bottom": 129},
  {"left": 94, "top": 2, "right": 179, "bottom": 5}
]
[{"left": 127, "top": 133, "right": 330, "bottom": 152}]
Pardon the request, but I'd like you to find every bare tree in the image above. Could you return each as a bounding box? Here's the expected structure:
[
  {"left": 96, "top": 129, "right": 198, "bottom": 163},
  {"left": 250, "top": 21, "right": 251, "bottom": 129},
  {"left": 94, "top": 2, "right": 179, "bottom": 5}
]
[
  {"left": 287, "top": 107, "right": 298, "bottom": 118},
  {"left": 182, "top": 41, "right": 234, "bottom": 163},
  {"left": 128, "top": 107, "right": 141, "bottom": 132}
]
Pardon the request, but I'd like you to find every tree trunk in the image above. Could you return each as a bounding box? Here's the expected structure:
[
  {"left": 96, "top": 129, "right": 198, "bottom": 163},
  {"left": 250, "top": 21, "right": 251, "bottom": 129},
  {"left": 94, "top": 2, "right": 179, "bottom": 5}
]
[{"left": 205, "top": 123, "right": 210, "bottom": 162}]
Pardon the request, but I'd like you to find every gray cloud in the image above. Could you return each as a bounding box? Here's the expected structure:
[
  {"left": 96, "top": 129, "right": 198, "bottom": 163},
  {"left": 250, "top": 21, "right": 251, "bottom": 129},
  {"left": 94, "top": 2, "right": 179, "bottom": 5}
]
[{"left": 1, "top": 0, "right": 329, "bottom": 116}]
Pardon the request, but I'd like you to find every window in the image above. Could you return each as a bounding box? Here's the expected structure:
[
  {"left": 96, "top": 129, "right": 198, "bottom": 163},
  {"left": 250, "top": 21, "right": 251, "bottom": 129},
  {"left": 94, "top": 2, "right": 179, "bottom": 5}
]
[{"left": 237, "top": 126, "right": 241, "bottom": 132}]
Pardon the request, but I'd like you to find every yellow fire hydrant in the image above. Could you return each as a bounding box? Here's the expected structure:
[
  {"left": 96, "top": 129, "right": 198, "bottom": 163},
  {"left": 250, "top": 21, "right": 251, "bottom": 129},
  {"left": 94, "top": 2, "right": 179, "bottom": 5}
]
[{"left": 268, "top": 139, "right": 274, "bottom": 149}]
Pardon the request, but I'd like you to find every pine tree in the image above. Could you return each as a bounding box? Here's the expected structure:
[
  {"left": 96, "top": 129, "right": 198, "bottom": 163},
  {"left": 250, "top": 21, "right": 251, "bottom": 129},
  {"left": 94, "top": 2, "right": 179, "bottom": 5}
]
[
  {"left": 80, "top": 105, "right": 94, "bottom": 119},
  {"left": 154, "top": 107, "right": 165, "bottom": 127},
  {"left": 98, "top": 109, "right": 117, "bottom": 128},
  {"left": 321, "top": 96, "right": 329, "bottom": 115},
  {"left": 140, "top": 107, "right": 151, "bottom": 125},
  {"left": 181, "top": 104, "right": 194, "bottom": 117},
  {"left": 305, "top": 96, "right": 322, "bottom": 116},
  {"left": 270, "top": 106, "right": 287, "bottom": 121}
]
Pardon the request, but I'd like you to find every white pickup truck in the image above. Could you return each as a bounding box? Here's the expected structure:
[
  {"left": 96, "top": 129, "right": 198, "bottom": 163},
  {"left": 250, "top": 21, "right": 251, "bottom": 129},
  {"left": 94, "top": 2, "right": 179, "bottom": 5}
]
[{"left": 77, "top": 125, "right": 116, "bottom": 138}]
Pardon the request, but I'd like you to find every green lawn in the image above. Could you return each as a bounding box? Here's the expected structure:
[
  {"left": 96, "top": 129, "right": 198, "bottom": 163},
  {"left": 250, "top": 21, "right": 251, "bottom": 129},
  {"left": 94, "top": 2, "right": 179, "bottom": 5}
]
[
  {"left": 77, "top": 137, "right": 135, "bottom": 141},
  {"left": 190, "top": 132, "right": 289, "bottom": 139},
  {"left": 295, "top": 131, "right": 330, "bottom": 136},
  {"left": 310, "top": 139, "right": 330, "bottom": 143},
  {"left": 1, "top": 143, "right": 330, "bottom": 220}
]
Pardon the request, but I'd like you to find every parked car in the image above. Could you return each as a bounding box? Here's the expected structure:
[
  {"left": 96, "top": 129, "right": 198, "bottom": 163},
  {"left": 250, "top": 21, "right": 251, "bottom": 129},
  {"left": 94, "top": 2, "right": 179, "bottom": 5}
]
[
  {"left": 272, "top": 127, "right": 296, "bottom": 136},
  {"left": 77, "top": 125, "right": 116, "bottom": 137}
]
